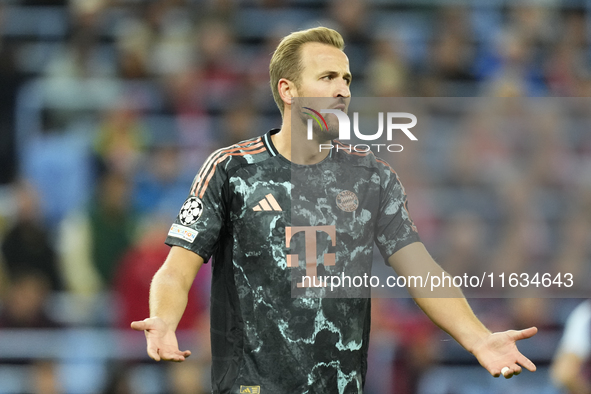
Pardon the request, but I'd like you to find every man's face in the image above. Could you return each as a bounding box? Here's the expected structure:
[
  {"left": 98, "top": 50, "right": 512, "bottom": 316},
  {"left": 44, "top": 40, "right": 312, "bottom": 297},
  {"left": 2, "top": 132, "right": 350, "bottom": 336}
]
[{"left": 292, "top": 42, "right": 351, "bottom": 139}]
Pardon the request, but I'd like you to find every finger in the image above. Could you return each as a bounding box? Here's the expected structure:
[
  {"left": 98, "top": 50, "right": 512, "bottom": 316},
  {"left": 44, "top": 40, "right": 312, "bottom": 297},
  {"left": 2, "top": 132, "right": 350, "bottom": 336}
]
[
  {"left": 131, "top": 320, "right": 150, "bottom": 331},
  {"left": 162, "top": 355, "right": 184, "bottom": 362},
  {"left": 501, "top": 366, "right": 514, "bottom": 379},
  {"left": 510, "top": 326, "right": 538, "bottom": 341},
  {"left": 492, "top": 366, "right": 507, "bottom": 378},
  {"left": 160, "top": 350, "right": 186, "bottom": 362},
  {"left": 147, "top": 345, "right": 161, "bottom": 361},
  {"left": 513, "top": 366, "right": 522, "bottom": 375},
  {"left": 517, "top": 354, "right": 537, "bottom": 372}
]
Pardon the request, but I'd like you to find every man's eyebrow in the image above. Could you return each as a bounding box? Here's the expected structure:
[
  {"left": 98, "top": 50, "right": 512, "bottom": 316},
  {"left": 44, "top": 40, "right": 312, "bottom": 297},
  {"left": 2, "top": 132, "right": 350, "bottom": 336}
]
[{"left": 320, "top": 70, "right": 353, "bottom": 83}]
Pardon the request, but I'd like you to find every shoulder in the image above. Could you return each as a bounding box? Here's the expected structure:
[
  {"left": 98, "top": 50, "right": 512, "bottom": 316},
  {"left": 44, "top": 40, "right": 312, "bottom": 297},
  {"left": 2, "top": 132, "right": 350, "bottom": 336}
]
[
  {"left": 558, "top": 300, "right": 591, "bottom": 355},
  {"left": 202, "top": 136, "right": 271, "bottom": 174},
  {"left": 333, "top": 140, "right": 398, "bottom": 178},
  {"left": 190, "top": 136, "right": 270, "bottom": 197},
  {"left": 566, "top": 300, "right": 591, "bottom": 328}
]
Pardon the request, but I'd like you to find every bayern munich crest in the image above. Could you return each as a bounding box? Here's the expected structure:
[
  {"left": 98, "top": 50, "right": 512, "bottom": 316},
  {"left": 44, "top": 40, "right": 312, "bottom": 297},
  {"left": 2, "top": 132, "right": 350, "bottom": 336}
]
[
  {"left": 179, "top": 196, "right": 204, "bottom": 225},
  {"left": 336, "top": 190, "right": 359, "bottom": 212}
]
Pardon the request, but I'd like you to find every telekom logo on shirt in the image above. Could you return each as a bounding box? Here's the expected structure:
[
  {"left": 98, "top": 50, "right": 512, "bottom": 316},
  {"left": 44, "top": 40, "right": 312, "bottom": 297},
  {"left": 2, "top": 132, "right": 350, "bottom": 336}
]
[{"left": 286, "top": 226, "right": 336, "bottom": 288}]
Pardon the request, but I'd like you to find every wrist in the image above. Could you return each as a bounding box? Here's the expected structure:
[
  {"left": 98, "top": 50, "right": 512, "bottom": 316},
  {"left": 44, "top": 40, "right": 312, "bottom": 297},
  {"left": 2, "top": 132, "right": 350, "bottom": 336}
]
[
  {"left": 150, "top": 315, "right": 178, "bottom": 332},
  {"left": 467, "top": 331, "right": 492, "bottom": 355},
  {"left": 462, "top": 326, "right": 492, "bottom": 355}
]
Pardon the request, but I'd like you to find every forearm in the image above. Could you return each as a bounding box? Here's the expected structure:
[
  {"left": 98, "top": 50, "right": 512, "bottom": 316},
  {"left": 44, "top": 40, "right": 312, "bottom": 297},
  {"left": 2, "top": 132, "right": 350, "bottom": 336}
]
[
  {"left": 414, "top": 296, "right": 491, "bottom": 353},
  {"left": 149, "top": 246, "right": 204, "bottom": 331},
  {"left": 149, "top": 265, "right": 191, "bottom": 331},
  {"left": 389, "top": 243, "right": 490, "bottom": 352}
]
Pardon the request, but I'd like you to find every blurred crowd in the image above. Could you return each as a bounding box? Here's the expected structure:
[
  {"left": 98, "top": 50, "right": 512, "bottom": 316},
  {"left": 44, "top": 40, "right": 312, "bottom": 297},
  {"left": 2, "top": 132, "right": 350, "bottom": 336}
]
[{"left": 0, "top": 0, "right": 590, "bottom": 393}]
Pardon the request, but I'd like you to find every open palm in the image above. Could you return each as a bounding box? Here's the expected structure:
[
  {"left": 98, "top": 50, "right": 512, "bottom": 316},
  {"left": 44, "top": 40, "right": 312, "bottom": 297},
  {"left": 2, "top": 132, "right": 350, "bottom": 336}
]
[
  {"left": 472, "top": 327, "right": 538, "bottom": 378},
  {"left": 131, "top": 317, "right": 191, "bottom": 362}
]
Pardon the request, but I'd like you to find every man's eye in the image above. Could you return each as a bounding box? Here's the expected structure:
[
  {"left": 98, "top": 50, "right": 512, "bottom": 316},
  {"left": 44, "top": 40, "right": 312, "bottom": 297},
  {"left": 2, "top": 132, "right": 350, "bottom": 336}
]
[{"left": 322, "top": 75, "right": 332, "bottom": 80}]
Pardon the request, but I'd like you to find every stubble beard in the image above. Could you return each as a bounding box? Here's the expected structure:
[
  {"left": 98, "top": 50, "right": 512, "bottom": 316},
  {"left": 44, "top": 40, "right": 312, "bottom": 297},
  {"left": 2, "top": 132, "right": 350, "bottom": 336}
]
[
  {"left": 317, "top": 118, "right": 339, "bottom": 142},
  {"left": 296, "top": 111, "right": 339, "bottom": 142},
  {"left": 294, "top": 99, "right": 340, "bottom": 143}
]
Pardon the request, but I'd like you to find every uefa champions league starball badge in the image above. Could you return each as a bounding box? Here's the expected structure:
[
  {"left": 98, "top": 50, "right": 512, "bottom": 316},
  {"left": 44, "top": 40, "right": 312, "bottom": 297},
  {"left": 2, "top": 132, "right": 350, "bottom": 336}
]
[
  {"left": 336, "top": 190, "right": 359, "bottom": 212},
  {"left": 179, "top": 196, "right": 204, "bottom": 225}
]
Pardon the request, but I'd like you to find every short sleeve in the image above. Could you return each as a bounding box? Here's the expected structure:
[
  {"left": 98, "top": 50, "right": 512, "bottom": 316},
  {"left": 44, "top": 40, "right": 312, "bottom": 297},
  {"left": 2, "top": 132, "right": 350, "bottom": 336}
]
[
  {"left": 556, "top": 301, "right": 591, "bottom": 359},
  {"left": 165, "top": 151, "right": 228, "bottom": 261},
  {"left": 374, "top": 163, "right": 420, "bottom": 263}
]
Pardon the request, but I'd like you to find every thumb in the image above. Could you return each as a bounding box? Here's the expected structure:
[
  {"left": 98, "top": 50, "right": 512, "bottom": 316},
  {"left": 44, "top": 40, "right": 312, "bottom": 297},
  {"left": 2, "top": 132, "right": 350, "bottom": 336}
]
[
  {"left": 147, "top": 344, "right": 161, "bottom": 362},
  {"left": 511, "top": 326, "right": 538, "bottom": 341},
  {"left": 131, "top": 319, "right": 151, "bottom": 331}
]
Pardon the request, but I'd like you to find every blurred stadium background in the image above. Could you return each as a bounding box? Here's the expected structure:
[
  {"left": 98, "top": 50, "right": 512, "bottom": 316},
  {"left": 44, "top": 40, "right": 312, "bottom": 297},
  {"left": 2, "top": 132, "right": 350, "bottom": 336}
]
[{"left": 0, "top": 0, "right": 590, "bottom": 393}]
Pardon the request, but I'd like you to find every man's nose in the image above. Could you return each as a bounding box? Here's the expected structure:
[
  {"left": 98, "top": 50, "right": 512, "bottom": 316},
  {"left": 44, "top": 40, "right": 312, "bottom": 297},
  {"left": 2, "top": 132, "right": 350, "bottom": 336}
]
[{"left": 335, "top": 79, "right": 350, "bottom": 98}]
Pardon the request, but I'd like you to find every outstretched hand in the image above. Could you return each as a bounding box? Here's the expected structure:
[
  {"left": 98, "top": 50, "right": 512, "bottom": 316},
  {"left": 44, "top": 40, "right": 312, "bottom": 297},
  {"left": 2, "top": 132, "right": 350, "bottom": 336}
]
[
  {"left": 131, "top": 317, "right": 191, "bottom": 362},
  {"left": 472, "top": 326, "right": 538, "bottom": 379}
]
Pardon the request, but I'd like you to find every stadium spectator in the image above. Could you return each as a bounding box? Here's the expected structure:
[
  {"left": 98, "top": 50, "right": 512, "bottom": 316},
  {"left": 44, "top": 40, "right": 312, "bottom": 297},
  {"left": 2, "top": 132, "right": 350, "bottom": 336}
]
[
  {"left": 1, "top": 180, "right": 62, "bottom": 291},
  {"left": 133, "top": 144, "right": 189, "bottom": 218},
  {"left": 1, "top": 2, "right": 591, "bottom": 392},
  {"left": 0, "top": 271, "right": 59, "bottom": 329},
  {"left": 58, "top": 170, "right": 136, "bottom": 292}
]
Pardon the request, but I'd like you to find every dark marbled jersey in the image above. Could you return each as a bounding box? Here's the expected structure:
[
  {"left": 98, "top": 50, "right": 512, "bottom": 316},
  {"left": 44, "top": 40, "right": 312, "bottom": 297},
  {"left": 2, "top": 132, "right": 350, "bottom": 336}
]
[{"left": 166, "top": 129, "right": 420, "bottom": 394}]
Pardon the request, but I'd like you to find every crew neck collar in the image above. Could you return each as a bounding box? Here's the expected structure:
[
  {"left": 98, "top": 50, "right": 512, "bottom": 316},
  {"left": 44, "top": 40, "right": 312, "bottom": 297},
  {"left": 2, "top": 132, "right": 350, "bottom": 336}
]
[{"left": 262, "top": 129, "right": 334, "bottom": 166}]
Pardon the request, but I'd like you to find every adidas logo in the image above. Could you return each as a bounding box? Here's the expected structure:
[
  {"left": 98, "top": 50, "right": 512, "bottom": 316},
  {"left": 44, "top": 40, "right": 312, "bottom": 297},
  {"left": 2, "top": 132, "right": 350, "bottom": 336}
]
[{"left": 253, "top": 194, "right": 282, "bottom": 211}]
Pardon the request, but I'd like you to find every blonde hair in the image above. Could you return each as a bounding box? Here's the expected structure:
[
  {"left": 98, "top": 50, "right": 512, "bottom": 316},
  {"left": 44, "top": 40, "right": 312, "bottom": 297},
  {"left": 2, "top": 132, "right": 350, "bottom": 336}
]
[{"left": 269, "top": 27, "right": 345, "bottom": 116}]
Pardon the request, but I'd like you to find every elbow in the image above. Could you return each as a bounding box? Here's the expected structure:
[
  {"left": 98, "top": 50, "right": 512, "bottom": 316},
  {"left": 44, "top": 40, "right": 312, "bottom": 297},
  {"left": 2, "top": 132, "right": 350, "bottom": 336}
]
[{"left": 153, "top": 265, "right": 191, "bottom": 292}]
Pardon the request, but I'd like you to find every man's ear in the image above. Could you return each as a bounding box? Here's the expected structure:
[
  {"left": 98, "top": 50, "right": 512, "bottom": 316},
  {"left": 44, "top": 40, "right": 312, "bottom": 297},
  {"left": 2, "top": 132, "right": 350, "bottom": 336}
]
[{"left": 278, "top": 78, "right": 296, "bottom": 107}]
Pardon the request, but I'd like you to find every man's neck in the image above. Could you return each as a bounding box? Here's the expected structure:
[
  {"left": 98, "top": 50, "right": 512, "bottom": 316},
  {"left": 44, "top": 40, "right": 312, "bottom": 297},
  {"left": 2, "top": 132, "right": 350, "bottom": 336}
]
[{"left": 271, "top": 110, "right": 332, "bottom": 165}]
